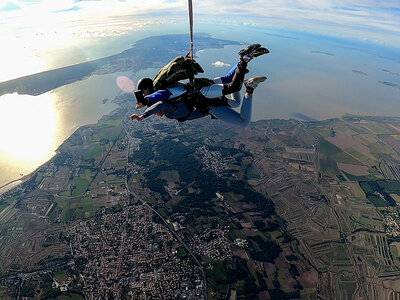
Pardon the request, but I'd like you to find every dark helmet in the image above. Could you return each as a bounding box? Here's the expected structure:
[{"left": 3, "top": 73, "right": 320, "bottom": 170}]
[{"left": 137, "top": 77, "right": 154, "bottom": 94}]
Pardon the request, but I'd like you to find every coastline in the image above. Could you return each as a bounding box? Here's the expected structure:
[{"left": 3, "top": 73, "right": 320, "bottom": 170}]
[
  {"left": 0, "top": 150, "right": 59, "bottom": 195},
  {"left": 0, "top": 179, "right": 23, "bottom": 195}
]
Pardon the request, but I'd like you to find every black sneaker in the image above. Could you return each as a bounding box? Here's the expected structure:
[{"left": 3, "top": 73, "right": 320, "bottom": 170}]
[{"left": 238, "top": 44, "right": 270, "bottom": 60}]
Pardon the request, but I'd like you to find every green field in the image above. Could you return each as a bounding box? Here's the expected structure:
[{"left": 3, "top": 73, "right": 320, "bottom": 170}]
[
  {"left": 367, "top": 195, "right": 389, "bottom": 207},
  {"left": 364, "top": 122, "right": 394, "bottom": 134},
  {"left": 57, "top": 294, "right": 84, "bottom": 300},
  {"left": 71, "top": 177, "right": 90, "bottom": 196},
  {"left": 369, "top": 142, "right": 392, "bottom": 157},
  {"left": 35, "top": 172, "right": 44, "bottom": 184},
  {"left": 345, "top": 148, "right": 374, "bottom": 165},
  {"left": 319, "top": 138, "right": 340, "bottom": 174},
  {"left": 246, "top": 164, "right": 261, "bottom": 180},
  {"left": 60, "top": 170, "right": 92, "bottom": 197},
  {"left": 107, "top": 174, "right": 124, "bottom": 185},
  {"left": 359, "top": 180, "right": 400, "bottom": 207},
  {"left": 0, "top": 204, "right": 7, "bottom": 213},
  {"left": 377, "top": 181, "right": 400, "bottom": 193},
  {"left": 82, "top": 145, "right": 102, "bottom": 161},
  {"left": 160, "top": 170, "right": 179, "bottom": 182},
  {"left": 52, "top": 196, "right": 94, "bottom": 222},
  {"left": 342, "top": 171, "right": 376, "bottom": 182},
  {"left": 75, "top": 197, "right": 94, "bottom": 219},
  {"left": 207, "top": 261, "right": 228, "bottom": 283},
  {"left": 53, "top": 270, "right": 68, "bottom": 282},
  {"left": 177, "top": 246, "right": 187, "bottom": 258},
  {"left": 308, "top": 127, "right": 331, "bottom": 138},
  {"left": 104, "top": 119, "right": 121, "bottom": 126},
  {"left": 97, "top": 125, "right": 123, "bottom": 141},
  {"left": 319, "top": 139, "right": 360, "bottom": 174},
  {"left": 390, "top": 244, "right": 400, "bottom": 268}
]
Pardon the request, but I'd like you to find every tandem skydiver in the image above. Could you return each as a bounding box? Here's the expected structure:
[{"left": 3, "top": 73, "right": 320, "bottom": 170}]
[{"left": 130, "top": 44, "right": 269, "bottom": 127}]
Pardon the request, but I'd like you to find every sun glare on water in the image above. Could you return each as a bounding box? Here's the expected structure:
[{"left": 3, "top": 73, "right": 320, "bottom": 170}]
[{"left": 0, "top": 93, "right": 58, "bottom": 167}]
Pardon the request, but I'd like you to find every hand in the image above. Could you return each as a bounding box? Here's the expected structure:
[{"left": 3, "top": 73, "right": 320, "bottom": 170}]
[{"left": 130, "top": 114, "right": 145, "bottom": 121}]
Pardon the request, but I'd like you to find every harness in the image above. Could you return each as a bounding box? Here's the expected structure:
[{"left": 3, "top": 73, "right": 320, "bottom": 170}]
[{"left": 167, "top": 82, "right": 229, "bottom": 122}]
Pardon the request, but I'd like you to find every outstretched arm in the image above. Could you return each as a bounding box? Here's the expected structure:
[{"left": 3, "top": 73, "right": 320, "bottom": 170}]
[{"left": 130, "top": 101, "right": 175, "bottom": 121}]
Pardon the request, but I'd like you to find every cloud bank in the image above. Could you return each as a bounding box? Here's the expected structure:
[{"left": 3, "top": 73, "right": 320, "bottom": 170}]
[{"left": 1, "top": 0, "right": 399, "bottom": 47}]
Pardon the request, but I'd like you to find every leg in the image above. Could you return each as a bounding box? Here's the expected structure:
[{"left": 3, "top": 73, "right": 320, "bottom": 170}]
[
  {"left": 214, "top": 44, "right": 269, "bottom": 94},
  {"left": 209, "top": 60, "right": 248, "bottom": 95},
  {"left": 228, "top": 91, "right": 241, "bottom": 108},
  {"left": 207, "top": 76, "right": 267, "bottom": 126},
  {"left": 213, "top": 62, "right": 241, "bottom": 107},
  {"left": 199, "top": 84, "right": 241, "bottom": 108},
  {"left": 208, "top": 93, "right": 253, "bottom": 127},
  {"left": 221, "top": 60, "right": 248, "bottom": 95}
]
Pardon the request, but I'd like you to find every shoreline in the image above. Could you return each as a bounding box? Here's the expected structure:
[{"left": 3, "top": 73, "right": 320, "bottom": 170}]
[
  {"left": 0, "top": 156, "right": 56, "bottom": 196},
  {"left": 0, "top": 178, "right": 23, "bottom": 191},
  {"left": 0, "top": 101, "right": 123, "bottom": 196}
]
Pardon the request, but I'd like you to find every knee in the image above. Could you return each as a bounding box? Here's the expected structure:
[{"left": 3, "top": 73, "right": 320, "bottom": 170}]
[
  {"left": 223, "top": 83, "right": 242, "bottom": 96},
  {"left": 227, "top": 98, "right": 240, "bottom": 108}
]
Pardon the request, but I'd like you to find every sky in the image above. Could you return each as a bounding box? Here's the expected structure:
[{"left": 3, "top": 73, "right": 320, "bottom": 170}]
[{"left": 0, "top": 0, "right": 400, "bottom": 48}]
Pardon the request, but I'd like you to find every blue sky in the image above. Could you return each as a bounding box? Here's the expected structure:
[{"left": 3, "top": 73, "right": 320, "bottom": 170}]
[{"left": 0, "top": 0, "right": 399, "bottom": 48}]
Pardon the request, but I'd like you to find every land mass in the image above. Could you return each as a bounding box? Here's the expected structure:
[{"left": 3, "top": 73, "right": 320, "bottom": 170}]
[
  {"left": 2, "top": 34, "right": 400, "bottom": 299},
  {"left": 0, "top": 33, "right": 240, "bottom": 96},
  {"left": 3, "top": 99, "right": 400, "bottom": 299}
]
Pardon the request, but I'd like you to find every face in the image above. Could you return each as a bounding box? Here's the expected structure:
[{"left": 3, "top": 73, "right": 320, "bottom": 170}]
[{"left": 156, "top": 111, "right": 164, "bottom": 117}]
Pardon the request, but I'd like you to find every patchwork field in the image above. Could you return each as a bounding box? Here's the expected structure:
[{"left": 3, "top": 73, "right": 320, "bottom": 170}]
[
  {"left": 337, "top": 163, "right": 370, "bottom": 176},
  {"left": 326, "top": 133, "right": 376, "bottom": 163}
]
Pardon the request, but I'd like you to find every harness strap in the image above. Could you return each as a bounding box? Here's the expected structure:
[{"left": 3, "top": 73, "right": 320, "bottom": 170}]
[{"left": 171, "top": 92, "right": 229, "bottom": 122}]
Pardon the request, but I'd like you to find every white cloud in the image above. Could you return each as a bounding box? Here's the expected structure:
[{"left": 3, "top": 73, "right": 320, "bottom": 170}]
[
  {"left": 212, "top": 61, "right": 231, "bottom": 68},
  {"left": 0, "top": 0, "right": 399, "bottom": 47}
]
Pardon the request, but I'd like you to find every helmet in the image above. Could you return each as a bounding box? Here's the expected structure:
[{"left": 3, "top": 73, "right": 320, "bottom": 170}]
[{"left": 137, "top": 77, "right": 154, "bottom": 94}]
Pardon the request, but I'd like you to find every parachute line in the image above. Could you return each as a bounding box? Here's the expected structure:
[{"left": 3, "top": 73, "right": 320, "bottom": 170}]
[{"left": 188, "top": 0, "right": 194, "bottom": 60}]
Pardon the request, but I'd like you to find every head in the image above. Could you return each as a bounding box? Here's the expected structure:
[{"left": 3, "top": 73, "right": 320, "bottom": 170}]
[
  {"left": 134, "top": 77, "right": 154, "bottom": 109},
  {"left": 137, "top": 77, "right": 154, "bottom": 96}
]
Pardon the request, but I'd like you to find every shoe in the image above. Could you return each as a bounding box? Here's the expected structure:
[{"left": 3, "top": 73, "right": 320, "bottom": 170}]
[
  {"left": 238, "top": 44, "right": 269, "bottom": 60},
  {"left": 244, "top": 76, "right": 267, "bottom": 90}
]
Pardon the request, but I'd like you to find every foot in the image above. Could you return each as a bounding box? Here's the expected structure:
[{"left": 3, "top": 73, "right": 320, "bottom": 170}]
[
  {"left": 244, "top": 76, "right": 267, "bottom": 93},
  {"left": 238, "top": 44, "right": 269, "bottom": 61}
]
